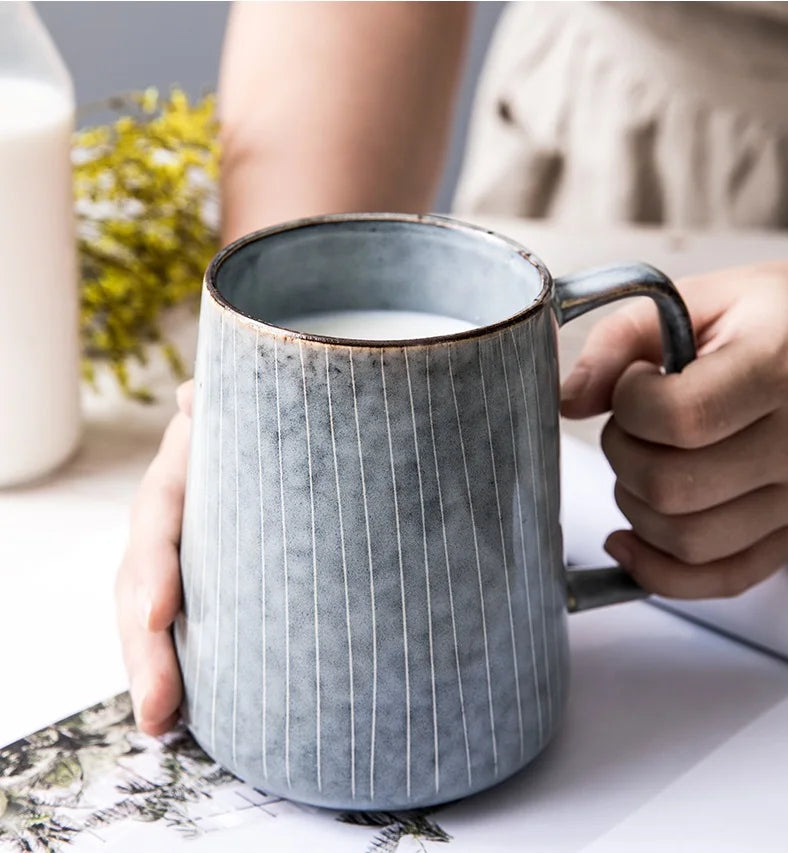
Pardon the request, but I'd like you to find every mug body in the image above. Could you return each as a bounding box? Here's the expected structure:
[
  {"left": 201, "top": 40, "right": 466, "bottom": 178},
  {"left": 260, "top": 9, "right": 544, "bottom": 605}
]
[{"left": 175, "top": 215, "right": 569, "bottom": 810}]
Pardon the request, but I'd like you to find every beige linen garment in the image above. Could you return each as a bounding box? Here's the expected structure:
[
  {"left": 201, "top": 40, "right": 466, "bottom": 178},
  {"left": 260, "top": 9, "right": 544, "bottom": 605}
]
[{"left": 454, "top": 1, "right": 788, "bottom": 229}]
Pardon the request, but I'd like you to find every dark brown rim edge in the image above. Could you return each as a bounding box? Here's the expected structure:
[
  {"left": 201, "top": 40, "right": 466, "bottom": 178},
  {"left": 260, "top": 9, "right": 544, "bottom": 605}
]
[{"left": 205, "top": 212, "right": 553, "bottom": 348}]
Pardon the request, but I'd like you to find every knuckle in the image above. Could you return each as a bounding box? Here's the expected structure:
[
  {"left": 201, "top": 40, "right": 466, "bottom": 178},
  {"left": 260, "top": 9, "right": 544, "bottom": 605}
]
[
  {"left": 665, "top": 392, "right": 720, "bottom": 449},
  {"left": 668, "top": 518, "right": 712, "bottom": 565},
  {"left": 639, "top": 467, "right": 691, "bottom": 515}
]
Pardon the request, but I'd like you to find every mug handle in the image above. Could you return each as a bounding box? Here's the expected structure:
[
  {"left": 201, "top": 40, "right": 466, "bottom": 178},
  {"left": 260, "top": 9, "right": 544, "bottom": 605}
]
[{"left": 552, "top": 262, "right": 697, "bottom": 613}]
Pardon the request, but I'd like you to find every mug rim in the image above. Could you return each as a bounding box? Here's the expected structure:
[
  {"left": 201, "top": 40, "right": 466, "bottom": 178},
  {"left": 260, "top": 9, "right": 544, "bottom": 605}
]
[{"left": 205, "top": 212, "right": 553, "bottom": 348}]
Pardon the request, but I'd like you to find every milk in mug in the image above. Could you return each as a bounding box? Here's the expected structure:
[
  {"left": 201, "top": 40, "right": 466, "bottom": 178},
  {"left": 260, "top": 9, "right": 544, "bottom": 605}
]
[{"left": 277, "top": 309, "right": 477, "bottom": 340}]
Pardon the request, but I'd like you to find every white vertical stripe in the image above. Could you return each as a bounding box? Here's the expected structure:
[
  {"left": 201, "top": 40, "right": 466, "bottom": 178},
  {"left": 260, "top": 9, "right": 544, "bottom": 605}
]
[
  {"left": 193, "top": 312, "right": 212, "bottom": 721},
  {"left": 274, "top": 337, "right": 292, "bottom": 788},
  {"left": 349, "top": 349, "right": 378, "bottom": 801},
  {"left": 381, "top": 353, "right": 412, "bottom": 798},
  {"left": 427, "top": 350, "right": 472, "bottom": 787},
  {"left": 326, "top": 349, "right": 356, "bottom": 799},
  {"left": 210, "top": 312, "right": 225, "bottom": 753},
  {"left": 404, "top": 350, "right": 440, "bottom": 794},
  {"left": 232, "top": 324, "right": 240, "bottom": 765},
  {"left": 529, "top": 321, "right": 563, "bottom": 714},
  {"left": 510, "top": 327, "right": 553, "bottom": 733},
  {"left": 448, "top": 347, "right": 498, "bottom": 775},
  {"left": 255, "top": 334, "right": 268, "bottom": 778},
  {"left": 299, "top": 342, "right": 322, "bottom": 792},
  {"left": 499, "top": 335, "right": 544, "bottom": 748},
  {"left": 478, "top": 341, "right": 524, "bottom": 757}
]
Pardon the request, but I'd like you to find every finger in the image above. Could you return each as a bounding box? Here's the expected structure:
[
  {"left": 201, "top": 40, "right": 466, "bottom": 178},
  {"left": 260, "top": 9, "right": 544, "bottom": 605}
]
[
  {"left": 559, "top": 265, "right": 758, "bottom": 421},
  {"left": 176, "top": 380, "right": 194, "bottom": 417},
  {"left": 116, "top": 562, "right": 183, "bottom": 735},
  {"left": 561, "top": 298, "right": 663, "bottom": 419},
  {"left": 127, "top": 628, "right": 182, "bottom": 735},
  {"left": 128, "top": 412, "right": 191, "bottom": 630},
  {"left": 612, "top": 342, "right": 786, "bottom": 449},
  {"left": 614, "top": 482, "right": 788, "bottom": 565},
  {"left": 604, "top": 526, "right": 788, "bottom": 599},
  {"left": 131, "top": 630, "right": 182, "bottom": 736},
  {"left": 601, "top": 410, "right": 788, "bottom": 515}
]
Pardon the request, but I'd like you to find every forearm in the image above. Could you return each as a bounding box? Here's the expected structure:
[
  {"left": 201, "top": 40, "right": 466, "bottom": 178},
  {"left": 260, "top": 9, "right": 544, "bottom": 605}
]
[{"left": 218, "top": 1, "right": 470, "bottom": 242}]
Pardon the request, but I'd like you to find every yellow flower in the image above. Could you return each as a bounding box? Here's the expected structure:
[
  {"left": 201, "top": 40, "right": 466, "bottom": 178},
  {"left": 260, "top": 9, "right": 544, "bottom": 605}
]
[
  {"left": 76, "top": 88, "right": 220, "bottom": 400},
  {"left": 140, "top": 87, "right": 159, "bottom": 114}
]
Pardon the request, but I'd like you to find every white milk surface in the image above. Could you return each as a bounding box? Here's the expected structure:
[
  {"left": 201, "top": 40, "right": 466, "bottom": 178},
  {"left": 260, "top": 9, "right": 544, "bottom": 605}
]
[
  {"left": 277, "top": 309, "right": 477, "bottom": 340},
  {"left": 0, "top": 78, "right": 81, "bottom": 486}
]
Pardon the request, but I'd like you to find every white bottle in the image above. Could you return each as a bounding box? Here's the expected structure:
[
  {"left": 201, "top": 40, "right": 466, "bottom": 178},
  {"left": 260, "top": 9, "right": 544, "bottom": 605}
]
[{"left": 0, "top": 2, "right": 81, "bottom": 486}]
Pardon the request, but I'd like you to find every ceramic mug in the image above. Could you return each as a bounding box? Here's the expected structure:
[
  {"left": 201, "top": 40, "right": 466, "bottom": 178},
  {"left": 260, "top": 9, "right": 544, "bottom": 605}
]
[{"left": 175, "top": 214, "right": 696, "bottom": 811}]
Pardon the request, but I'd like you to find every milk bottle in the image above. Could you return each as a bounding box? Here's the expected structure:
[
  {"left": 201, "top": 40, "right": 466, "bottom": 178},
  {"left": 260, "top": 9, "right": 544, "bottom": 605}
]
[{"left": 0, "top": 2, "right": 81, "bottom": 486}]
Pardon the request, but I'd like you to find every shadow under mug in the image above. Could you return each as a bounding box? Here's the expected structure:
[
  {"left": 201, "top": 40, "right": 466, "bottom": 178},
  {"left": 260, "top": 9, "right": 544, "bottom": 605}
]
[{"left": 175, "top": 213, "right": 696, "bottom": 811}]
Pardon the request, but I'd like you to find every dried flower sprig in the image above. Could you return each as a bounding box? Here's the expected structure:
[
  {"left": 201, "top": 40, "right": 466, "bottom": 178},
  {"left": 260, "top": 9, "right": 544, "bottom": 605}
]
[{"left": 75, "top": 87, "right": 220, "bottom": 401}]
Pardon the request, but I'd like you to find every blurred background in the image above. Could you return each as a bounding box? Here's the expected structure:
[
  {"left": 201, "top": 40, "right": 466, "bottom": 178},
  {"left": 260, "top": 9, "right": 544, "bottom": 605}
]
[{"left": 36, "top": 1, "right": 505, "bottom": 211}]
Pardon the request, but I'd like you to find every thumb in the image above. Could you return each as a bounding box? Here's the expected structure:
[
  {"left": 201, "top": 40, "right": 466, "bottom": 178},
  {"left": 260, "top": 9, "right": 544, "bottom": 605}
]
[{"left": 561, "top": 300, "right": 664, "bottom": 419}]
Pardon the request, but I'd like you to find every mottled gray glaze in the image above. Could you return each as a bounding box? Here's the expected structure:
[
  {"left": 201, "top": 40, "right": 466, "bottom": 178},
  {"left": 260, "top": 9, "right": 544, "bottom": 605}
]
[{"left": 175, "top": 214, "right": 695, "bottom": 811}]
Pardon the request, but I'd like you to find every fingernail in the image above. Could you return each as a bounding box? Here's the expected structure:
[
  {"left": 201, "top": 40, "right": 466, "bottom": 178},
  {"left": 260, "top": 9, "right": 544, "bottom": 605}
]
[
  {"left": 561, "top": 367, "right": 591, "bottom": 403},
  {"left": 605, "top": 539, "right": 633, "bottom": 570}
]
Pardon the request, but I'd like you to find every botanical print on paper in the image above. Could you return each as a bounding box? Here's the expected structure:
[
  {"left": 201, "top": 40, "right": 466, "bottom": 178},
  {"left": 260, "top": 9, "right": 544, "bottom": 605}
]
[{"left": 0, "top": 694, "right": 450, "bottom": 852}]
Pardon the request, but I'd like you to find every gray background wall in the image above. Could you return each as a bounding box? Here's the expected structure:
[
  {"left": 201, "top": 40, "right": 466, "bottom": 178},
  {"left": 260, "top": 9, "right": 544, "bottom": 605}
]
[{"left": 36, "top": 1, "right": 504, "bottom": 212}]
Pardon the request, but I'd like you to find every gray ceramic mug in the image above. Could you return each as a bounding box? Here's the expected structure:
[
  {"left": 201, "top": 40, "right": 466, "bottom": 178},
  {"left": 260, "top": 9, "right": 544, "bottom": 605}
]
[{"left": 175, "top": 213, "right": 695, "bottom": 811}]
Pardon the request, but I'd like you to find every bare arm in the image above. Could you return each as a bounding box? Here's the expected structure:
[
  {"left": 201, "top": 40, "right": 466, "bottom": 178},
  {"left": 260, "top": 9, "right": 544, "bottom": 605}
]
[{"left": 218, "top": 1, "right": 471, "bottom": 241}]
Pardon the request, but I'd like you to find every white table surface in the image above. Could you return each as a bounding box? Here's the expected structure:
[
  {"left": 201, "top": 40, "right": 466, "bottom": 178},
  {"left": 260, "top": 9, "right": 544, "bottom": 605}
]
[{"left": 2, "top": 218, "right": 787, "bottom": 851}]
